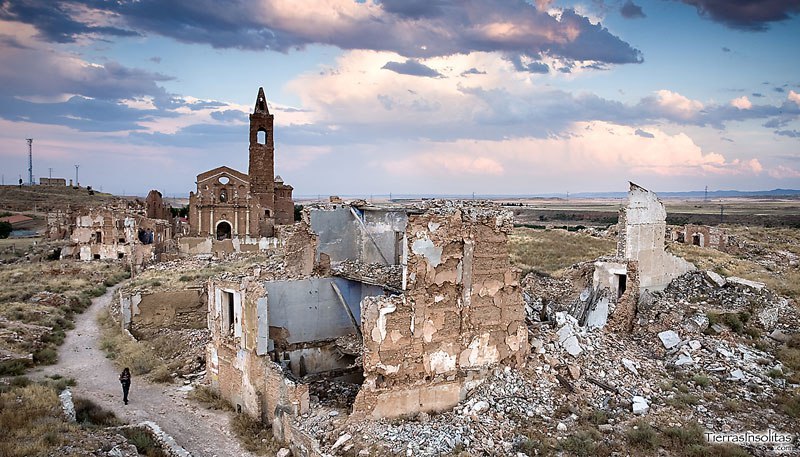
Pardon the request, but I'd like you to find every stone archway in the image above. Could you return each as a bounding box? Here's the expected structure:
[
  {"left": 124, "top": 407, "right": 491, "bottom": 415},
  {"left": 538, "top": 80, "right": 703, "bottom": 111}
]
[{"left": 216, "top": 221, "right": 232, "bottom": 240}]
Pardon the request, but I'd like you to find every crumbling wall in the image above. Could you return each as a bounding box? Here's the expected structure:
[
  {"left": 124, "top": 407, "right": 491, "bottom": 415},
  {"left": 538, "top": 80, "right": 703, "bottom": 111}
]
[
  {"left": 309, "top": 205, "right": 407, "bottom": 266},
  {"left": 206, "top": 279, "right": 311, "bottom": 426},
  {"left": 122, "top": 289, "right": 205, "bottom": 333},
  {"left": 618, "top": 183, "right": 693, "bottom": 291},
  {"left": 353, "top": 204, "right": 527, "bottom": 419},
  {"left": 683, "top": 224, "right": 730, "bottom": 251}
]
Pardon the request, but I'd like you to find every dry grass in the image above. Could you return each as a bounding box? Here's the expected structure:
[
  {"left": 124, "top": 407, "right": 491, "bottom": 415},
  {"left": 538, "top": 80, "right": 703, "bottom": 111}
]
[
  {"left": 0, "top": 383, "right": 81, "bottom": 456},
  {"left": 189, "top": 385, "right": 233, "bottom": 411},
  {"left": 123, "top": 255, "right": 267, "bottom": 294},
  {"left": 230, "top": 413, "right": 282, "bottom": 455},
  {"left": 0, "top": 260, "right": 127, "bottom": 375},
  {"left": 668, "top": 226, "right": 800, "bottom": 303},
  {"left": 509, "top": 227, "right": 616, "bottom": 275},
  {"left": 98, "top": 308, "right": 165, "bottom": 377}
]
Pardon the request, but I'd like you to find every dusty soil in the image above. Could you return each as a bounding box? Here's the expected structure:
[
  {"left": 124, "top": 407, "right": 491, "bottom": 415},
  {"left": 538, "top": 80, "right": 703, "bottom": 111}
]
[{"left": 33, "top": 285, "right": 257, "bottom": 457}]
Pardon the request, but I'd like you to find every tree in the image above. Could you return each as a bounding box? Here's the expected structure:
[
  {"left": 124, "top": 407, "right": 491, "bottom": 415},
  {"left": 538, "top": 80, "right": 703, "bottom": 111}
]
[{"left": 0, "top": 221, "right": 12, "bottom": 239}]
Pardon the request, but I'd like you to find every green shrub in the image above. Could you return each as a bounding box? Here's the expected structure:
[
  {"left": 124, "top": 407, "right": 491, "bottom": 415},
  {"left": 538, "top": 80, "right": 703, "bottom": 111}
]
[
  {"left": 626, "top": 421, "right": 661, "bottom": 450},
  {"left": 73, "top": 397, "right": 121, "bottom": 427},
  {"left": 33, "top": 348, "right": 58, "bottom": 365}
]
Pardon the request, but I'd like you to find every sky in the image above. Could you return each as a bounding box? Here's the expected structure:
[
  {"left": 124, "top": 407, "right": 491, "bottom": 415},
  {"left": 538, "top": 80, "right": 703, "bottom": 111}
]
[{"left": 0, "top": 0, "right": 799, "bottom": 198}]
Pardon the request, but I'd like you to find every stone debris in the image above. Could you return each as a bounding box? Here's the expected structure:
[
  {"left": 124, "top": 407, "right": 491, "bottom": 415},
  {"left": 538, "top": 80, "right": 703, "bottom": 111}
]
[
  {"left": 632, "top": 396, "right": 649, "bottom": 415},
  {"left": 658, "top": 330, "right": 682, "bottom": 349}
]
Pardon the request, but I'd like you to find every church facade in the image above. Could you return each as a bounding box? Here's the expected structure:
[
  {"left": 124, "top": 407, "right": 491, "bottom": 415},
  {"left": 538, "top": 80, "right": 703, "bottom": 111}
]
[{"left": 188, "top": 88, "right": 294, "bottom": 239}]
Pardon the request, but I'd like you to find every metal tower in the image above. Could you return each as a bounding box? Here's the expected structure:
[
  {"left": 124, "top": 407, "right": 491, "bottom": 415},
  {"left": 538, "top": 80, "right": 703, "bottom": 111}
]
[{"left": 26, "top": 138, "right": 33, "bottom": 185}]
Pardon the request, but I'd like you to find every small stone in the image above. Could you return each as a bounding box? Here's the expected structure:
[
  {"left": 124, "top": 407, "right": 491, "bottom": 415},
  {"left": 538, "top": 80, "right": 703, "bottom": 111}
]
[
  {"left": 472, "top": 401, "right": 490, "bottom": 413},
  {"left": 675, "top": 354, "right": 694, "bottom": 366},
  {"left": 658, "top": 330, "right": 681, "bottom": 349},
  {"left": 599, "top": 424, "right": 613, "bottom": 433},
  {"left": 276, "top": 449, "right": 291, "bottom": 457},
  {"left": 688, "top": 340, "right": 702, "bottom": 351},
  {"left": 622, "top": 358, "right": 639, "bottom": 376},
  {"left": 557, "top": 422, "right": 567, "bottom": 432},
  {"left": 632, "top": 396, "right": 649, "bottom": 415},
  {"left": 331, "top": 433, "right": 352, "bottom": 450},
  {"left": 704, "top": 271, "right": 726, "bottom": 288},
  {"left": 567, "top": 364, "right": 581, "bottom": 380},
  {"left": 727, "top": 369, "right": 745, "bottom": 382}
]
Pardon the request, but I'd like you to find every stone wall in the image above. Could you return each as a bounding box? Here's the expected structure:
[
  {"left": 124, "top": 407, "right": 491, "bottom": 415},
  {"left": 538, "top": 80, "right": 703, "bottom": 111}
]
[
  {"left": 353, "top": 204, "right": 528, "bottom": 419},
  {"left": 617, "top": 183, "right": 693, "bottom": 291}
]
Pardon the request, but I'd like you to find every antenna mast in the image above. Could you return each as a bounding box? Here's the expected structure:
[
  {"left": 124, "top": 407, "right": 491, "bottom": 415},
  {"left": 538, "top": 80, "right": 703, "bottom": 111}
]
[{"left": 26, "top": 138, "right": 33, "bottom": 185}]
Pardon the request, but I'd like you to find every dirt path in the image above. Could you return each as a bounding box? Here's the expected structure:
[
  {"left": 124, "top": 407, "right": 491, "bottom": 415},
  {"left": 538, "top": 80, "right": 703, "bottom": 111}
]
[{"left": 34, "top": 285, "right": 258, "bottom": 457}]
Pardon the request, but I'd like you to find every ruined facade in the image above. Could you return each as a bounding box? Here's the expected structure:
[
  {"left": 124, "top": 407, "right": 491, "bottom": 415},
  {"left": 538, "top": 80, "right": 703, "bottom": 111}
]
[
  {"left": 670, "top": 224, "right": 731, "bottom": 252},
  {"left": 205, "top": 201, "right": 527, "bottom": 445},
  {"left": 145, "top": 190, "right": 170, "bottom": 220},
  {"left": 617, "top": 183, "right": 694, "bottom": 291},
  {"left": 188, "top": 88, "right": 294, "bottom": 239}
]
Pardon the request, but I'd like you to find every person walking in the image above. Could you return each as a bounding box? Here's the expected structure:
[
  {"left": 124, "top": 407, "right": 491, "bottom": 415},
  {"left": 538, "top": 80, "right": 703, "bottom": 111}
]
[{"left": 119, "top": 367, "right": 131, "bottom": 405}]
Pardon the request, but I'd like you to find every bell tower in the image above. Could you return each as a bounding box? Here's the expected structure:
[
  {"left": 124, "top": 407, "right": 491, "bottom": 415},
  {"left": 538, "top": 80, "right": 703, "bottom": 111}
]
[{"left": 248, "top": 87, "right": 275, "bottom": 227}]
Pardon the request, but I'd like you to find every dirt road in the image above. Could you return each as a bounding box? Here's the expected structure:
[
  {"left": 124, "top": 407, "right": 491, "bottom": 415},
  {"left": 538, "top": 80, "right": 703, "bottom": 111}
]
[{"left": 35, "top": 285, "right": 257, "bottom": 457}]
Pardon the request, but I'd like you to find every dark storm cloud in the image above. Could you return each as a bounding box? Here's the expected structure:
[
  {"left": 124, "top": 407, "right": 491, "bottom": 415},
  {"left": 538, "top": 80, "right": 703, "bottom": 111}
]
[
  {"left": 0, "top": 0, "right": 140, "bottom": 43},
  {"left": 210, "top": 109, "right": 247, "bottom": 122},
  {"left": 677, "top": 0, "right": 800, "bottom": 31},
  {"left": 0, "top": 95, "right": 174, "bottom": 132},
  {"left": 507, "top": 55, "right": 550, "bottom": 74},
  {"left": 3, "top": 0, "right": 644, "bottom": 66},
  {"left": 620, "top": 1, "right": 646, "bottom": 18},
  {"left": 382, "top": 60, "right": 443, "bottom": 78},
  {"left": 461, "top": 68, "right": 487, "bottom": 76}
]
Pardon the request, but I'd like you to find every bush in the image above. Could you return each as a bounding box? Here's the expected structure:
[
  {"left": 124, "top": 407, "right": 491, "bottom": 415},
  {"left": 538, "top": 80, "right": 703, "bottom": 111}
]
[
  {"left": 231, "top": 414, "right": 281, "bottom": 454},
  {"left": 664, "top": 422, "right": 704, "bottom": 446},
  {"left": 189, "top": 385, "right": 232, "bottom": 411},
  {"left": 0, "top": 221, "right": 12, "bottom": 239},
  {"left": 120, "top": 428, "right": 168, "bottom": 457},
  {"left": 73, "top": 397, "right": 121, "bottom": 427},
  {"left": 33, "top": 348, "right": 58, "bottom": 365},
  {"left": 558, "top": 429, "right": 603, "bottom": 457},
  {"left": 626, "top": 421, "right": 661, "bottom": 450},
  {"left": 149, "top": 365, "right": 173, "bottom": 384}
]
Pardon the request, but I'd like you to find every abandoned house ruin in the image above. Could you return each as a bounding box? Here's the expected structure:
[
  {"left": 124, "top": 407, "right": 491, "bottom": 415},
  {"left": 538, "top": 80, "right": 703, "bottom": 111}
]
[
  {"left": 535, "top": 183, "right": 695, "bottom": 334},
  {"left": 204, "top": 200, "right": 527, "bottom": 450},
  {"left": 188, "top": 87, "right": 294, "bottom": 241},
  {"left": 670, "top": 224, "right": 733, "bottom": 252}
]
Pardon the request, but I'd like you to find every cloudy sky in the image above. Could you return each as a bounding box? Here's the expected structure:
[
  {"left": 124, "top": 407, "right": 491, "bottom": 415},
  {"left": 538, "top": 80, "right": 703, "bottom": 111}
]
[{"left": 0, "top": 0, "right": 798, "bottom": 197}]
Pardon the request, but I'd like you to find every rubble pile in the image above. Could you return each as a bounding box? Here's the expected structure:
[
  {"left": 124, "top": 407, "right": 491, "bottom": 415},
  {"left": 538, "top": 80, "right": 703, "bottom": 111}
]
[
  {"left": 298, "top": 368, "right": 547, "bottom": 456},
  {"left": 331, "top": 259, "right": 402, "bottom": 290}
]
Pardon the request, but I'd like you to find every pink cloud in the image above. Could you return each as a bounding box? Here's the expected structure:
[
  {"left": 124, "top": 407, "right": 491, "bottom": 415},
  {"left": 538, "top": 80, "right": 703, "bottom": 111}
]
[
  {"left": 654, "top": 90, "right": 704, "bottom": 120},
  {"left": 730, "top": 96, "right": 752, "bottom": 110},
  {"left": 789, "top": 90, "right": 800, "bottom": 106},
  {"left": 768, "top": 165, "right": 800, "bottom": 179}
]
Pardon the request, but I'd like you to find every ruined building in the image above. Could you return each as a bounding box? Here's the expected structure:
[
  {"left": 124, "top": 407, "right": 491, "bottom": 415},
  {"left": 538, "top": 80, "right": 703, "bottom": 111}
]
[
  {"left": 205, "top": 201, "right": 527, "bottom": 448},
  {"left": 617, "top": 183, "right": 694, "bottom": 291},
  {"left": 145, "top": 189, "right": 170, "bottom": 220},
  {"left": 670, "top": 224, "right": 732, "bottom": 252},
  {"left": 188, "top": 87, "right": 294, "bottom": 239},
  {"left": 535, "top": 183, "right": 695, "bottom": 333}
]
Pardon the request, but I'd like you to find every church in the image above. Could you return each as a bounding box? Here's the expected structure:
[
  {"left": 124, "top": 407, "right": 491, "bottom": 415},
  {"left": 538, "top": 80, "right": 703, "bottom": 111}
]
[{"left": 188, "top": 88, "right": 294, "bottom": 239}]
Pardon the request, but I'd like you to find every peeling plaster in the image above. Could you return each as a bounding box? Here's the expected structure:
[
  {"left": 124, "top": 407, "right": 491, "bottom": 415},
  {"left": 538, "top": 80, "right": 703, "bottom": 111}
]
[
  {"left": 428, "top": 350, "right": 456, "bottom": 374},
  {"left": 411, "top": 237, "right": 443, "bottom": 267},
  {"left": 371, "top": 302, "right": 397, "bottom": 343}
]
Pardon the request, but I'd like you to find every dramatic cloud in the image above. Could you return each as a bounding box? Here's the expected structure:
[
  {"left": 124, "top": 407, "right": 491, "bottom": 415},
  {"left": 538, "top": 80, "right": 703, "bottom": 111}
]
[
  {"left": 678, "top": 0, "right": 800, "bottom": 31},
  {"left": 1, "top": 0, "right": 644, "bottom": 67},
  {"left": 620, "top": 1, "right": 646, "bottom": 18},
  {"left": 382, "top": 59, "right": 442, "bottom": 78},
  {"left": 731, "top": 96, "right": 752, "bottom": 109},
  {"left": 382, "top": 122, "right": 764, "bottom": 183}
]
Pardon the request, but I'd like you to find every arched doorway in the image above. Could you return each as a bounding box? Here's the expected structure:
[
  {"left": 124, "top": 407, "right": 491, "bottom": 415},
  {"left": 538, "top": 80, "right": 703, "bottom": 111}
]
[{"left": 216, "top": 221, "right": 232, "bottom": 240}]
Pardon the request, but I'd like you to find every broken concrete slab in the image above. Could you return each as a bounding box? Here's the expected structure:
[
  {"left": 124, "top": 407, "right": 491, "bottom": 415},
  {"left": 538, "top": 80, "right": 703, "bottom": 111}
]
[
  {"left": 632, "top": 396, "right": 649, "bottom": 415},
  {"left": 726, "top": 276, "right": 765, "bottom": 291},
  {"left": 657, "top": 330, "right": 681, "bottom": 349},
  {"left": 704, "top": 270, "right": 726, "bottom": 288}
]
